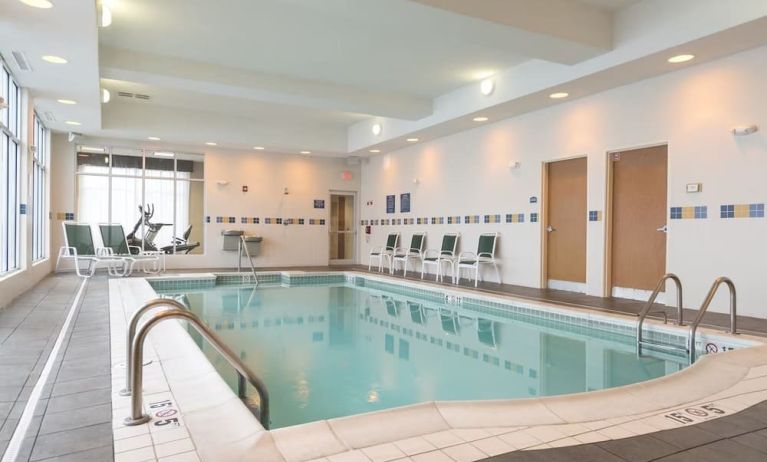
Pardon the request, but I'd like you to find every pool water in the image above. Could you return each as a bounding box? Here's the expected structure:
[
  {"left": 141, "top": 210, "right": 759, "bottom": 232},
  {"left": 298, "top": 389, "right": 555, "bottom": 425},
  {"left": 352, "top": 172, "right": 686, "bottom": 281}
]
[{"left": 159, "top": 283, "right": 687, "bottom": 429}]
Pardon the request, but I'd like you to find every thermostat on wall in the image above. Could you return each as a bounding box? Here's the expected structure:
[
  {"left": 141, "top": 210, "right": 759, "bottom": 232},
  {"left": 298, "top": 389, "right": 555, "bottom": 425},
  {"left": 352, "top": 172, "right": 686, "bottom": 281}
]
[{"left": 686, "top": 183, "right": 702, "bottom": 193}]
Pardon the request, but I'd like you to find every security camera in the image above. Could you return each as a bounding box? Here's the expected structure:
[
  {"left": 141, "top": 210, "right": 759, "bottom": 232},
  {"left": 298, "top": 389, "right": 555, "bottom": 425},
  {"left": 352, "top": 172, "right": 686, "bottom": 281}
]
[{"left": 67, "top": 132, "right": 83, "bottom": 143}]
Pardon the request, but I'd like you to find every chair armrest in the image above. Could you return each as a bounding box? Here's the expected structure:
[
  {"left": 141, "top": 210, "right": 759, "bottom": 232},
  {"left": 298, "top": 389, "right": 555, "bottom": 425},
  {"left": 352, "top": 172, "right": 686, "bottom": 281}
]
[
  {"left": 477, "top": 252, "right": 495, "bottom": 260},
  {"left": 423, "top": 249, "right": 440, "bottom": 258},
  {"left": 128, "top": 245, "right": 143, "bottom": 254},
  {"left": 369, "top": 246, "right": 383, "bottom": 255},
  {"left": 96, "top": 247, "right": 113, "bottom": 257}
]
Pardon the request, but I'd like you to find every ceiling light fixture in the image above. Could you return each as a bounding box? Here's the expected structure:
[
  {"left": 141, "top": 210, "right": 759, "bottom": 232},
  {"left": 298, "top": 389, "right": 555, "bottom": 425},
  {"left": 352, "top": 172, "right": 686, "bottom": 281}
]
[
  {"left": 549, "top": 92, "right": 569, "bottom": 99},
  {"left": 369, "top": 149, "right": 380, "bottom": 153},
  {"left": 480, "top": 78, "right": 494, "bottom": 96},
  {"left": 205, "top": 142, "right": 217, "bottom": 146},
  {"left": 41, "top": 55, "right": 67, "bottom": 64},
  {"left": 371, "top": 123, "right": 382, "bottom": 136},
  {"left": 100, "top": 5, "right": 112, "bottom": 27},
  {"left": 101, "top": 88, "right": 111, "bottom": 103},
  {"left": 65, "top": 121, "right": 81, "bottom": 126},
  {"left": 668, "top": 54, "right": 695, "bottom": 64},
  {"left": 300, "top": 150, "right": 311, "bottom": 155},
  {"left": 406, "top": 138, "right": 419, "bottom": 142},
  {"left": 154, "top": 152, "right": 175, "bottom": 158},
  {"left": 19, "top": 0, "right": 54, "bottom": 9},
  {"left": 253, "top": 146, "right": 265, "bottom": 150},
  {"left": 80, "top": 146, "right": 105, "bottom": 153},
  {"left": 57, "top": 99, "right": 76, "bottom": 105},
  {"left": 473, "top": 116, "right": 488, "bottom": 122},
  {"left": 147, "top": 136, "right": 160, "bottom": 141}
]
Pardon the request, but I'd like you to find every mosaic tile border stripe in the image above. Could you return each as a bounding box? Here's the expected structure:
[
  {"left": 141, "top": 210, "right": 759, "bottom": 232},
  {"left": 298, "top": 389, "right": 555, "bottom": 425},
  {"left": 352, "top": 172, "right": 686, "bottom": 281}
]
[{"left": 206, "top": 216, "right": 326, "bottom": 225}]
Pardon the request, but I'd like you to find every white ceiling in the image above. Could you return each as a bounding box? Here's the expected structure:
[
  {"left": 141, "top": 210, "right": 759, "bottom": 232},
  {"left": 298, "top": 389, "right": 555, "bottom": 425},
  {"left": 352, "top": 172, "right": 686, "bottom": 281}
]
[{"left": 2, "top": 0, "right": 766, "bottom": 156}]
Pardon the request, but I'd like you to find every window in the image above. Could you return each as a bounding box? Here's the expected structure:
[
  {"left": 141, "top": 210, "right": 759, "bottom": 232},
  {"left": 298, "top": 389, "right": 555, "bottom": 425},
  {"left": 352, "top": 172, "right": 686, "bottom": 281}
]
[
  {"left": 1, "top": 60, "right": 21, "bottom": 273},
  {"left": 32, "top": 114, "right": 49, "bottom": 261},
  {"left": 76, "top": 147, "right": 204, "bottom": 254}
]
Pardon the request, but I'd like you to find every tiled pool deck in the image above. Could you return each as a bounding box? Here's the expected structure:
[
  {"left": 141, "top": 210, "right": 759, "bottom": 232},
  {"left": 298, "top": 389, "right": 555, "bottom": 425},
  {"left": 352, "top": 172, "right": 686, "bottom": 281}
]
[{"left": 3, "top": 269, "right": 767, "bottom": 461}]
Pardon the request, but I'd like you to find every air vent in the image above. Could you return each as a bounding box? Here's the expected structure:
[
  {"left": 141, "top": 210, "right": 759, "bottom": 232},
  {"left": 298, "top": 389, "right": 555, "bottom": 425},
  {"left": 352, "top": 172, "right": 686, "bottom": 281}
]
[
  {"left": 44, "top": 111, "right": 56, "bottom": 122},
  {"left": 11, "top": 51, "right": 31, "bottom": 71},
  {"left": 117, "top": 91, "right": 151, "bottom": 101}
]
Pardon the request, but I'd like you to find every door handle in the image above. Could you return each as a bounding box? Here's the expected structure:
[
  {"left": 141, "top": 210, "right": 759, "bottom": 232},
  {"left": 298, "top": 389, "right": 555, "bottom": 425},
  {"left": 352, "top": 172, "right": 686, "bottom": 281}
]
[
  {"left": 546, "top": 225, "right": 556, "bottom": 233},
  {"left": 656, "top": 225, "right": 668, "bottom": 233}
]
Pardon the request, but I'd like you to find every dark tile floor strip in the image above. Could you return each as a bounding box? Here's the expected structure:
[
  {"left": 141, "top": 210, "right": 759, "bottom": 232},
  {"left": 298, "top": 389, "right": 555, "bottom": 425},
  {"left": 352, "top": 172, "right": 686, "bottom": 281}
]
[{"left": 0, "top": 274, "right": 113, "bottom": 462}]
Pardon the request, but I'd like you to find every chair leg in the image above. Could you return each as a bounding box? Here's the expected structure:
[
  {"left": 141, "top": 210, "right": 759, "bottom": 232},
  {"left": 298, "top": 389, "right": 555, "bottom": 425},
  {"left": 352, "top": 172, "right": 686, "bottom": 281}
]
[
  {"left": 420, "top": 262, "right": 425, "bottom": 279},
  {"left": 493, "top": 263, "right": 500, "bottom": 284},
  {"left": 474, "top": 266, "right": 479, "bottom": 287},
  {"left": 403, "top": 259, "right": 408, "bottom": 277}
]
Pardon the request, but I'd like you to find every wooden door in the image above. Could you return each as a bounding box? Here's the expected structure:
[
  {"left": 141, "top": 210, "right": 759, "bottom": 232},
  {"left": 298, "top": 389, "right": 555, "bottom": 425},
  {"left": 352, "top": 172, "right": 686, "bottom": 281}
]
[
  {"left": 545, "top": 157, "right": 587, "bottom": 286},
  {"left": 610, "top": 145, "right": 668, "bottom": 291}
]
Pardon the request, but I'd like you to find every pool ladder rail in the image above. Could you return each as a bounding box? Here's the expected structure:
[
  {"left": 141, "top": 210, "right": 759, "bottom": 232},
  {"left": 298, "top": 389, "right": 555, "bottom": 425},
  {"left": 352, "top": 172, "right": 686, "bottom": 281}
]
[
  {"left": 122, "top": 298, "right": 270, "bottom": 429},
  {"left": 636, "top": 274, "right": 737, "bottom": 363},
  {"left": 237, "top": 235, "right": 258, "bottom": 286}
]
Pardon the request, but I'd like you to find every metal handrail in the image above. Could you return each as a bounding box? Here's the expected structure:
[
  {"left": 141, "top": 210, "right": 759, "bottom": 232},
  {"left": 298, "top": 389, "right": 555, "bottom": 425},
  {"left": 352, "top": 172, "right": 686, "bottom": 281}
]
[
  {"left": 119, "top": 298, "right": 188, "bottom": 397},
  {"left": 237, "top": 235, "right": 258, "bottom": 286},
  {"left": 123, "top": 308, "right": 270, "bottom": 428},
  {"left": 637, "top": 273, "right": 683, "bottom": 355},
  {"left": 689, "top": 276, "right": 737, "bottom": 363}
]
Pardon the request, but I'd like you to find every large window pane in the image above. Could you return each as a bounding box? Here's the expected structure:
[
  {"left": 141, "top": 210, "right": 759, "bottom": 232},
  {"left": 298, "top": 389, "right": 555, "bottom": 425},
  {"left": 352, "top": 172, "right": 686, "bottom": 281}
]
[
  {"left": 144, "top": 178, "right": 175, "bottom": 251},
  {"left": 111, "top": 175, "right": 144, "bottom": 247},
  {"left": 77, "top": 175, "right": 110, "bottom": 225}
]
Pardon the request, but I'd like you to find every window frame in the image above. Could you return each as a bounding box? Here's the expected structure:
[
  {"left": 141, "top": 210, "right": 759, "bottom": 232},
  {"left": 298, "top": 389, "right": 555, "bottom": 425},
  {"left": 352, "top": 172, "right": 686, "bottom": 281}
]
[
  {"left": 0, "top": 59, "right": 22, "bottom": 274},
  {"left": 32, "top": 113, "right": 49, "bottom": 262}
]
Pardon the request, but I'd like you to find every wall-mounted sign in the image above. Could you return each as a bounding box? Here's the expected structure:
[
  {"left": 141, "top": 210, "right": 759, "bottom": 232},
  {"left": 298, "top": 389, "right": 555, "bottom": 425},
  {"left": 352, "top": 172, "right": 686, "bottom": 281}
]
[
  {"left": 242, "top": 185, "right": 248, "bottom": 193},
  {"left": 529, "top": 196, "right": 538, "bottom": 204},
  {"left": 400, "top": 193, "right": 411, "bottom": 213},
  {"left": 386, "top": 195, "right": 396, "bottom": 214},
  {"left": 314, "top": 199, "right": 325, "bottom": 209}
]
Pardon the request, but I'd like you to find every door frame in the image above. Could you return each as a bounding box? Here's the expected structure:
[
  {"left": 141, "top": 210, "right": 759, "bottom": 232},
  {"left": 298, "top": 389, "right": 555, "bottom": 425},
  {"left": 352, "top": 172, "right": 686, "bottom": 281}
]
[
  {"left": 328, "top": 190, "right": 358, "bottom": 266},
  {"left": 602, "top": 142, "right": 668, "bottom": 297},
  {"left": 539, "top": 155, "right": 588, "bottom": 290}
]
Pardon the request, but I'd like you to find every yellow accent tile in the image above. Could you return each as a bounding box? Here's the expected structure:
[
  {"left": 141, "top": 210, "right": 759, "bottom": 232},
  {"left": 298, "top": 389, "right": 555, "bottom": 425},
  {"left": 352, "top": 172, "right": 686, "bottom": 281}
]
[
  {"left": 681, "top": 207, "right": 694, "bottom": 219},
  {"left": 734, "top": 204, "right": 749, "bottom": 218}
]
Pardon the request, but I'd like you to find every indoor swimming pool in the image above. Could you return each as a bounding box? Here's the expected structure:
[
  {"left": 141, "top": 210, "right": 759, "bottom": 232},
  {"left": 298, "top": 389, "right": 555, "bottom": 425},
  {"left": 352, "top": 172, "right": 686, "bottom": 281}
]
[{"left": 154, "top": 275, "right": 696, "bottom": 429}]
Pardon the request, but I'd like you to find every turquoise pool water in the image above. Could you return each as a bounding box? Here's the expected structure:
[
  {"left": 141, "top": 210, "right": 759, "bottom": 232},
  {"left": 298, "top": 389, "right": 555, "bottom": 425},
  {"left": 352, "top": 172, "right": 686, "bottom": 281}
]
[{"left": 158, "top": 282, "right": 687, "bottom": 428}]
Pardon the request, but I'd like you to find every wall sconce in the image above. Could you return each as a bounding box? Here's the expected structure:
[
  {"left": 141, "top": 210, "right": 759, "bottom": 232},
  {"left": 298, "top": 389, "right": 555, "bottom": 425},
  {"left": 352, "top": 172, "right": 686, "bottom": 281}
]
[
  {"left": 413, "top": 178, "right": 420, "bottom": 185},
  {"left": 509, "top": 161, "right": 521, "bottom": 170},
  {"left": 216, "top": 180, "right": 229, "bottom": 186},
  {"left": 732, "top": 125, "right": 759, "bottom": 136},
  {"left": 283, "top": 187, "right": 289, "bottom": 195}
]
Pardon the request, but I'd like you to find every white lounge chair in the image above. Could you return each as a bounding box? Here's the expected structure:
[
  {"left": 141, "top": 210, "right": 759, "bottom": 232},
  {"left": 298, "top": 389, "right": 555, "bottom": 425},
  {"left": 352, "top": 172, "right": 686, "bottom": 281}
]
[
  {"left": 55, "top": 222, "right": 131, "bottom": 278},
  {"left": 420, "top": 233, "right": 459, "bottom": 282},
  {"left": 456, "top": 232, "right": 500, "bottom": 287},
  {"left": 98, "top": 223, "right": 162, "bottom": 275},
  {"left": 368, "top": 232, "right": 400, "bottom": 272},
  {"left": 390, "top": 232, "right": 426, "bottom": 276}
]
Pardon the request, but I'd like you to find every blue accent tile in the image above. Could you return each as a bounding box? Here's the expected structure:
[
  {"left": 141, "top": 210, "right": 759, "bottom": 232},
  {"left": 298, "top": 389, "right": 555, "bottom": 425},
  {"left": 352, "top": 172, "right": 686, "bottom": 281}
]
[
  {"left": 750, "top": 203, "right": 764, "bottom": 218},
  {"left": 670, "top": 207, "right": 682, "bottom": 220},
  {"left": 298, "top": 218, "right": 305, "bottom": 225},
  {"left": 241, "top": 217, "right": 247, "bottom": 224},
  {"left": 517, "top": 213, "right": 525, "bottom": 223},
  {"left": 228, "top": 217, "right": 236, "bottom": 224},
  {"left": 694, "top": 206, "right": 707, "bottom": 219},
  {"left": 483, "top": 215, "right": 490, "bottom": 223},
  {"left": 19, "top": 204, "right": 27, "bottom": 214},
  {"left": 588, "top": 210, "right": 598, "bottom": 222},
  {"left": 505, "top": 214, "right": 513, "bottom": 223},
  {"left": 720, "top": 204, "right": 734, "bottom": 219},
  {"left": 530, "top": 213, "right": 538, "bottom": 223},
  {"left": 205, "top": 216, "right": 210, "bottom": 223},
  {"left": 319, "top": 219, "right": 326, "bottom": 225}
]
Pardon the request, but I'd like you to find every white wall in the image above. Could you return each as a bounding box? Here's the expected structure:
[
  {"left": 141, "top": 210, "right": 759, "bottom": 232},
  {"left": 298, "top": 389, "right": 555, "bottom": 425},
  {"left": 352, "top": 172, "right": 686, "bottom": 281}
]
[
  {"left": 49, "top": 139, "right": 361, "bottom": 270},
  {"left": 359, "top": 45, "right": 767, "bottom": 318}
]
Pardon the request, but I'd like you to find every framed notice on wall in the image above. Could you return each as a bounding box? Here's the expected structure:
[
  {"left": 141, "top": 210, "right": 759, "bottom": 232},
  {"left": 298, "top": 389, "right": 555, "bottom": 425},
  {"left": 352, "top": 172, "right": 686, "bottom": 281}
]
[
  {"left": 314, "top": 199, "right": 325, "bottom": 209},
  {"left": 386, "top": 195, "right": 396, "bottom": 214},
  {"left": 400, "top": 193, "right": 411, "bottom": 213}
]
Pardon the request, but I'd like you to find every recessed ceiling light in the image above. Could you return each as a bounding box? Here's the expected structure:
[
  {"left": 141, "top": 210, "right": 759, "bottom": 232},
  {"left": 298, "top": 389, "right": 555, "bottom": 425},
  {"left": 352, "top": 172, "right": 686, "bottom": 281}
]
[
  {"left": 42, "top": 55, "right": 67, "bottom": 64},
  {"left": 300, "top": 150, "right": 311, "bottom": 155},
  {"left": 101, "top": 88, "right": 111, "bottom": 103},
  {"left": 372, "top": 123, "right": 382, "bottom": 136},
  {"left": 154, "top": 152, "right": 175, "bottom": 158},
  {"left": 147, "top": 136, "right": 161, "bottom": 141},
  {"left": 205, "top": 142, "right": 217, "bottom": 146},
  {"left": 369, "top": 149, "right": 380, "bottom": 153},
  {"left": 19, "top": 0, "right": 53, "bottom": 9},
  {"left": 65, "top": 121, "right": 81, "bottom": 126},
  {"left": 480, "top": 78, "right": 494, "bottom": 96},
  {"left": 100, "top": 5, "right": 112, "bottom": 27},
  {"left": 473, "top": 117, "right": 488, "bottom": 122},
  {"left": 406, "top": 138, "right": 419, "bottom": 142},
  {"left": 549, "top": 92, "right": 569, "bottom": 99},
  {"left": 57, "top": 99, "right": 76, "bottom": 105},
  {"left": 253, "top": 146, "right": 265, "bottom": 150},
  {"left": 668, "top": 54, "right": 695, "bottom": 64}
]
